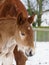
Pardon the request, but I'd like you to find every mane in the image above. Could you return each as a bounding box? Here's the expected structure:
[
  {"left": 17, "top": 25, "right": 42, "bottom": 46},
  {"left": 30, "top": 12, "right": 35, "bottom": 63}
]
[{"left": 0, "top": 0, "right": 20, "bottom": 18}]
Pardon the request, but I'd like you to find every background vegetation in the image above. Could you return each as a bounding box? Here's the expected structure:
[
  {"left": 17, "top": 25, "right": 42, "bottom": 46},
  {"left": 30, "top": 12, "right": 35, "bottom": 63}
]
[{"left": 26, "top": 0, "right": 49, "bottom": 41}]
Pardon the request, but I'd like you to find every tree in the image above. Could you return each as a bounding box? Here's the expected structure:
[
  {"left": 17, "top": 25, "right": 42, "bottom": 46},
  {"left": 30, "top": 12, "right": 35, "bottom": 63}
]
[
  {"left": 27, "top": 0, "right": 32, "bottom": 15},
  {"left": 26, "top": 0, "right": 49, "bottom": 26},
  {"left": 36, "top": 0, "right": 42, "bottom": 26}
]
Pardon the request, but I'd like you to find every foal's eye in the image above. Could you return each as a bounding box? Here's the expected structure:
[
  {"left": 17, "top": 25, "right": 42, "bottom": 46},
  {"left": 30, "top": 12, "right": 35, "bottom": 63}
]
[
  {"left": 19, "top": 31, "right": 26, "bottom": 40},
  {"left": 19, "top": 31, "right": 25, "bottom": 38},
  {"left": 21, "top": 33, "right": 25, "bottom": 36}
]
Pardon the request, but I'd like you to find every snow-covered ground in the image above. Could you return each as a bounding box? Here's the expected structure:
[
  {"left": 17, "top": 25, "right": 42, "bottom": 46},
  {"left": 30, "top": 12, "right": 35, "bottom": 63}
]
[
  {"left": 26, "top": 42, "right": 49, "bottom": 65},
  {"left": 0, "top": 42, "right": 49, "bottom": 65}
]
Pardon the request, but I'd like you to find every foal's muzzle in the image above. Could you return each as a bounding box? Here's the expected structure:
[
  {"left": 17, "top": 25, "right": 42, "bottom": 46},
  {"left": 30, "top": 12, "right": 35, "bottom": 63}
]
[{"left": 25, "top": 48, "right": 35, "bottom": 57}]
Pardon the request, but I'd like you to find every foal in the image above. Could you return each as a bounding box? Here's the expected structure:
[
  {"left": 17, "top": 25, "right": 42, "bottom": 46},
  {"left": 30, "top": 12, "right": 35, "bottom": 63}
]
[{"left": 0, "top": 0, "right": 35, "bottom": 65}]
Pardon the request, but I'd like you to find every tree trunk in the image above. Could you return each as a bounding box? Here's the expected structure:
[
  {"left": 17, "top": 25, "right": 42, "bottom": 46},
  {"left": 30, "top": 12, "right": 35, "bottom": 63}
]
[
  {"left": 37, "top": 0, "right": 42, "bottom": 26},
  {"left": 27, "top": 0, "right": 32, "bottom": 15}
]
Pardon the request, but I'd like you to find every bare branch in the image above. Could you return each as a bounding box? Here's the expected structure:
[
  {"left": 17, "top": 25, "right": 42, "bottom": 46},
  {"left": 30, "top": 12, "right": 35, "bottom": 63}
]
[{"left": 40, "top": 9, "right": 49, "bottom": 15}]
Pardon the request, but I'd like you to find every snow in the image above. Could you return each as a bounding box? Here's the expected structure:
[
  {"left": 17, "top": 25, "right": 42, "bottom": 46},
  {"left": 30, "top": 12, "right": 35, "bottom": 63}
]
[
  {"left": 0, "top": 42, "right": 49, "bottom": 65},
  {"left": 26, "top": 42, "right": 49, "bottom": 65}
]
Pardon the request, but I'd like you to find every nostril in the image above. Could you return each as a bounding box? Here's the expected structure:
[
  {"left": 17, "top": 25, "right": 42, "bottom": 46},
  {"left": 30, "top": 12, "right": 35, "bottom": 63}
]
[
  {"left": 25, "top": 48, "right": 35, "bottom": 57},
  {"left": 29, "top": 50, "right": 33, "bottom": 56}
]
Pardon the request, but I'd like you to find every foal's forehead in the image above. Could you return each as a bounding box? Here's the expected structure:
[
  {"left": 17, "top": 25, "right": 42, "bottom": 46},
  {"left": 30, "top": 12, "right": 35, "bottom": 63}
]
[{"left": 19, "top": 23, "right": 31, "bottom": 32}]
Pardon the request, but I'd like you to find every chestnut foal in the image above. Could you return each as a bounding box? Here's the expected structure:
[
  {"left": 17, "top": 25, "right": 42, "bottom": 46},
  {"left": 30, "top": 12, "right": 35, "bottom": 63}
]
[{"left": 0, "top": 0, "right": 35, "bottom": 65}]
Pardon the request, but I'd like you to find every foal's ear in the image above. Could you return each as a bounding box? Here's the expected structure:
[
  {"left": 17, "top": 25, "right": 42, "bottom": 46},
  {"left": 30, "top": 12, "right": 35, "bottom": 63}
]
[
  {"left": 28, "top": 14, "right": 35, "bottom": 24},
  {"left": 17, "top": 13, "right": 24, "bottom": 25}
]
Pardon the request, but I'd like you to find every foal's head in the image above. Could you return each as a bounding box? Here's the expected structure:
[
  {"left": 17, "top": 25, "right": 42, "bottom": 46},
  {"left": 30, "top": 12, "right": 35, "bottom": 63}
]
[
  {"left": 15, "top": 13, "right": 35, "bottom": 57},
  {"left": 0, "top": 0, "right": 35, "bottom": 57}
]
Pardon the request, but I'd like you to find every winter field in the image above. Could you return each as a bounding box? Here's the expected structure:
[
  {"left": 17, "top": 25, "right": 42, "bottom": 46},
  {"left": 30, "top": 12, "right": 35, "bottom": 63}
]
[
  {"left": 26, "top": 42, "right": 49, "bottom": 65},
  {"left": 0, "top": 42, "right": 49, "bottom": 65}
]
